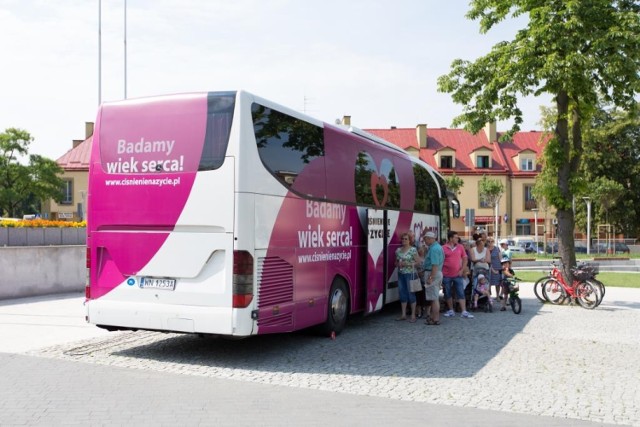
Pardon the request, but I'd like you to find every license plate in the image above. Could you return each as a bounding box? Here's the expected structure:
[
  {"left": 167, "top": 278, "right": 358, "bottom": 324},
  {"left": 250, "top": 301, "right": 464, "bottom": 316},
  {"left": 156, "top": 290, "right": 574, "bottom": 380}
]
[{"left": 140, "top": 277, "right": 176, "bottom": 290}]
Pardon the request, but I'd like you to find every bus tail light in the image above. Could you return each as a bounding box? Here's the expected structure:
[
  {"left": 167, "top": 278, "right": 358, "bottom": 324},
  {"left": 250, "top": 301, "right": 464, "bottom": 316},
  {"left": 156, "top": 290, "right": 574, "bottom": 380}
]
[
  {"left": 232, "top": 250, "right": 253, "bottom": 308},
  {"left": 85, "top": 247, "right": 91, "bottom": 300}
]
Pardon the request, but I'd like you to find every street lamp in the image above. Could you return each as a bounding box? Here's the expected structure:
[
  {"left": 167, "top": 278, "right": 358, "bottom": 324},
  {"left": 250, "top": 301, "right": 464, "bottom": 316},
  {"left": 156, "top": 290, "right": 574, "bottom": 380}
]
[
  {"left": 532, "top": 208, "right": 539, "bottom": 252},
  {"left": 583, "top": 197, "right": 591, "bottom": 254}
]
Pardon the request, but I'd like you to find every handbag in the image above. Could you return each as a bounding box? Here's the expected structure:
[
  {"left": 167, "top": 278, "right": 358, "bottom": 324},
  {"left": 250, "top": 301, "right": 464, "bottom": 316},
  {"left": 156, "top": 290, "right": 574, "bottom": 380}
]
[
  {"left": 409, "top": 270, "right": 422, "bottom": 293},
  {"left": 474, "top": 262, "right": 489, "bottom": 271}
]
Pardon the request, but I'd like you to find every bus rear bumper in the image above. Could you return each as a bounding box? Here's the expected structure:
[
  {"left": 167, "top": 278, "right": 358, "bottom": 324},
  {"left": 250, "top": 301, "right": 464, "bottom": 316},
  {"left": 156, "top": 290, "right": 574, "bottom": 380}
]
[{"left": 86, "top": 300, "right": 253, "bottom": 336}]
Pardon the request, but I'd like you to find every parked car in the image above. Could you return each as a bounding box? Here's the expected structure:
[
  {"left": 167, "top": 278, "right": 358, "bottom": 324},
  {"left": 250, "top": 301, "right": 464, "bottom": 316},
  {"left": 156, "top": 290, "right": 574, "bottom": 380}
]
[
  {"left": 574, "top": 242, "right": 588, "bottom": 253},
  {"left": 545, "top": 242, "right": 559, "bottom": 254},
  {"left": 523, "top": 241, "right": 545, "bottom": 254},
  {"left": 508, "top": 245, "right": 525, "bottom": 253},
  {"left": 595, "top": 242, "right": 630, "bottom": 254}
]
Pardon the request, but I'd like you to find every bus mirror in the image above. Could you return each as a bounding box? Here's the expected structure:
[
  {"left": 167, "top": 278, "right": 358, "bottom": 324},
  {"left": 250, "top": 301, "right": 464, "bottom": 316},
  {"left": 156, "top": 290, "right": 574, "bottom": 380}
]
[{"left": 451, "top": 199, "right": 460, "bottom": 218}]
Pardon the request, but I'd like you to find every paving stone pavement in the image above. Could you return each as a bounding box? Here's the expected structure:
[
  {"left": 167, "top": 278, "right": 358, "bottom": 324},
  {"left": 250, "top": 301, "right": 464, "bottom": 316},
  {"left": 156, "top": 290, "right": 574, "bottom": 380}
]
[{"left": 1, "top": 285, "right": 639, "bottom": 426}]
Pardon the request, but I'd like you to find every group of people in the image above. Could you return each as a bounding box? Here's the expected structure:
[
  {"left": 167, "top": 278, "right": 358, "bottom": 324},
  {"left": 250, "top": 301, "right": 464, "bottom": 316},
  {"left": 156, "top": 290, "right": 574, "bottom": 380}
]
[
  {"left": 394, "top": 230, "right": 442, "bottom": 324},
  {"left": 394, "top": 228, "right": 516, "bottom": 325}
]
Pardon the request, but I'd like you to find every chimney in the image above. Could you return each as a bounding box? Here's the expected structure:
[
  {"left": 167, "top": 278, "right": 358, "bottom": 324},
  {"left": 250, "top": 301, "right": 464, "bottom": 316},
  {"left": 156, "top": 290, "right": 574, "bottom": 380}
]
[
  {"left": 85, "top": 122, "right": 94, "bottom": 139},
  {"left": 484, "top": 121, "right": 497, "bottom": 143},
  {"left": 342, "top": 115, "right": 351, "bottom": 126},
  {"left": 72, "top": 139, "right": 84, "bottom": 149},
  {"left": 416, "top": 124, "right": 427, "bottom": 148}
]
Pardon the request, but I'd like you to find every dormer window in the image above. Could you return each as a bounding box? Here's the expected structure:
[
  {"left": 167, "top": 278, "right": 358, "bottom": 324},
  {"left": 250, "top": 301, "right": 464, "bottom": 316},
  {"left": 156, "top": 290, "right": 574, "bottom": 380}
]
[
  {"left": 436, "top": 148, "right": 456, "bottom": 169},
  {"left": 515, "top": 150, "right": 536, "bottom": 171},
  {"left": 471, "top": 148, "right": 493, "bottom": 169},
  {"left": 440, "top": 155, "right": 453, "bottom": 168},
  {"left": 476, "top": 155, "right": 490, "bottom": 168},
  {"left": 521, "top": 157, "right": 534, "bottom": 171}
]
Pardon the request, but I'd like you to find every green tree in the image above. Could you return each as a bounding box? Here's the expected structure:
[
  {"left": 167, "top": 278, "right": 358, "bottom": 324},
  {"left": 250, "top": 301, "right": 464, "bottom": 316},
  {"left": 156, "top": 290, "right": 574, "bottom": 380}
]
[
  {"left": 0, "top": 128, "right": 64, "bottom": 217},
  {"left": 478, "top": 175, "right": 504, "bottom": 237},
  {"left": 580, "top": 106, "right": 640, "bottom": 236},
  {"left": 478, "top": 175, "right": 504, "bottom": 209},
  {"left": 444, "top": 173, "right": 464, "bottom": 196},
  {"left": 438, "top": 1, "right": 640, "bottom": 278}
]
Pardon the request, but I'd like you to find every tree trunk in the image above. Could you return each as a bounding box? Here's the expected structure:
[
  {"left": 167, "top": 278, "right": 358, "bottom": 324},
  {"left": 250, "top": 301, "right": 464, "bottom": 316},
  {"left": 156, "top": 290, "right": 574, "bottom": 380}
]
[{"left": 555, "top": 91, "right": 579, "bottom": 279}]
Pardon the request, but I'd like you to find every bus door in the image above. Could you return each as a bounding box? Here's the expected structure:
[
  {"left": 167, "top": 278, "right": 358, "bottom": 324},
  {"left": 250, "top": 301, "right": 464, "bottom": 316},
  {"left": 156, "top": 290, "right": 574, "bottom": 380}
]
[{"left": 365, "top": 209, "right": 389, "bottom": 315}]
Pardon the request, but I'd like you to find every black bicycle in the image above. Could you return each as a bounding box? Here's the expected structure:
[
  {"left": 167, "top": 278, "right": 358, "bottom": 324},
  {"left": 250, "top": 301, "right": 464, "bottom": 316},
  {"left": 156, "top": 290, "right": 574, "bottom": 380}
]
[{"left": 504, "top": 277, "right": 522, "bottom": 314}]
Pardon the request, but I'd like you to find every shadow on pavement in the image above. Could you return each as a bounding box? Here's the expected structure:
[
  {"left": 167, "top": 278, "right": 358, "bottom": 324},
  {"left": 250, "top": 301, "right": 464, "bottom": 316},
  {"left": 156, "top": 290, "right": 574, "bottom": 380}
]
[{"left": 110, "top": 297, "right": 546, "bottom": 379}]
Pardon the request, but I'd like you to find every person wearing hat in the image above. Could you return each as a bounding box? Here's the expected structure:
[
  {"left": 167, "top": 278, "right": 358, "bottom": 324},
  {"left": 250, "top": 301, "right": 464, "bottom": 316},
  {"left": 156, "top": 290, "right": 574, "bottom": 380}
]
[
  {"left": 499, "top": 255, "right": 515, "bottom": 311},
  {"left": 499, "top": 239, "right": 512, "bottom": 262},
  {"left": 422, "top": 231, "right": 443, "bottom": 325},
  {"left": 472, "top": 273, "right": 492, "bottom": 310}
]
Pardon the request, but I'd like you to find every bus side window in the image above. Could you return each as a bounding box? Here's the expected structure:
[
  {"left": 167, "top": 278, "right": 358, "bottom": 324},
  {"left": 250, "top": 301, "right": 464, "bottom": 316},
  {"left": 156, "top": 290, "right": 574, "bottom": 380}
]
[
  {"left": 252, "top": 103, "right": 326, "bottom": 198},
  {"left": 413, "top": 164, "right": 438, "bottom": 214}
]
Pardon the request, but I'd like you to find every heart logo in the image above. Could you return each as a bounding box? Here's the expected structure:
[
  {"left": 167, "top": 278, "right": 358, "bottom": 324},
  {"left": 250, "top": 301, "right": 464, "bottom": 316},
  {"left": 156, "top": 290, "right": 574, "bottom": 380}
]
[
  {"left": 355, "top": 151, "right": 399, "bottom": 208},
  {"left": 370, "top": 174, "right": 389, "bottom": 207}
]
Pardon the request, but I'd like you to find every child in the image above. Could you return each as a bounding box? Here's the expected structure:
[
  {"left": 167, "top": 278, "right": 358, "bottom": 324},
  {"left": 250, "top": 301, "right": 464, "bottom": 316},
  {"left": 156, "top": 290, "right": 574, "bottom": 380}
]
[
  {"left": 500, "top": 256, "right": 515, "bottom": 311},
  {"left": 473, "top": 274, "right": 492, "bottom": 309}
]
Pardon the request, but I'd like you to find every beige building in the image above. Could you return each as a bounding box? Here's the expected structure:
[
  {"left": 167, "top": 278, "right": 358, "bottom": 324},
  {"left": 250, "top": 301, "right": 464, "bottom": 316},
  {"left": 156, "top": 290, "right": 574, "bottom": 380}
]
[
  {"left": 364, "top": 121, "right": 553, "bottom": 240},
  {"left": 41, "top": 123, "right": 93, "bottom": 221}
]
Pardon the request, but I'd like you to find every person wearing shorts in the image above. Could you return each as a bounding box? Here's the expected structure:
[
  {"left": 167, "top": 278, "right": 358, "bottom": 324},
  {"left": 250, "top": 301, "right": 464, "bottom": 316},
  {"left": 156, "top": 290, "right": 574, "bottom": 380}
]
[
  {"left": 442, "top": 230, "right": 473, "bottom": 319},
  {"left": 422, "top": 231, "right": 443, "bottom": 325}
]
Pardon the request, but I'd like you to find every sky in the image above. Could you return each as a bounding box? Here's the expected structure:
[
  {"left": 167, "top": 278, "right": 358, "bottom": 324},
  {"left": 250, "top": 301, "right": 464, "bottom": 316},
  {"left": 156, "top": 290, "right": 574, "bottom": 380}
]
[{"left": 0, "top": 0, "right": 551, "bottom": 161}]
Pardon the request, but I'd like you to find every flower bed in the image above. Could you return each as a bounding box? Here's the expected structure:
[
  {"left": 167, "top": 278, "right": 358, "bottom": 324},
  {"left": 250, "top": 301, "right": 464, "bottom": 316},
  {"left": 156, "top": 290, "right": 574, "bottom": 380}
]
[{"left": 0, "top": 219, "right": 86, "bottom": 228}]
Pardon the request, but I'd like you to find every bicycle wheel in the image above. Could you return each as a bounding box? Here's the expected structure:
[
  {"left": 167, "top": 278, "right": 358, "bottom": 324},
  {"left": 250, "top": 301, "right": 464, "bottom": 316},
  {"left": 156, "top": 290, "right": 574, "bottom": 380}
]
[
  {"left": 542, "top": 278, "right": 566, "bottom": 305},
  {"left": 510, "top": 295, "right": 522, "bottom": 314},
  {"left": 533, "top": 276, "right": 550, "bottom": 303},
  {"left": 575, "top": 281, "right": 599, "bottom": 309},
  {"left": 589, "top": 279, "right": 605, "bottom": 306}
]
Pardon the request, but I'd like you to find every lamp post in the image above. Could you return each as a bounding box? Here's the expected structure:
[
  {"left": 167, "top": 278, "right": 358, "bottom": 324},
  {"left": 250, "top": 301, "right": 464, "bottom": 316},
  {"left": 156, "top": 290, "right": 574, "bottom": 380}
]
[
  {"left": 532, "top": 208, "right": 539, "bottom": 253},
  {"left": 583, "top": 197, "right": 591, "bottom": 254},
  {"left": 494, "top": 195, "right": 501, "bottom": 240}
]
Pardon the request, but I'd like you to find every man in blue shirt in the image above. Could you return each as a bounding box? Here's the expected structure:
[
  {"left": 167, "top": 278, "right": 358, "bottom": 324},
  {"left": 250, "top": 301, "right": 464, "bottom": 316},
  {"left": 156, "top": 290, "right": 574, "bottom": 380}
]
[{"left": 422, "top": 231, "right": 444, "bottom": 325}]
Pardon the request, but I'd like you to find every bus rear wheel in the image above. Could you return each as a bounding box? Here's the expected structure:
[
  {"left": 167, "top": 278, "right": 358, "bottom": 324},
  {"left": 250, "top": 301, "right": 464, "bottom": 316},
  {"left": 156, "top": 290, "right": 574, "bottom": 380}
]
[{"left": 320, "top": 278, "right": 349, "bottom": 337}]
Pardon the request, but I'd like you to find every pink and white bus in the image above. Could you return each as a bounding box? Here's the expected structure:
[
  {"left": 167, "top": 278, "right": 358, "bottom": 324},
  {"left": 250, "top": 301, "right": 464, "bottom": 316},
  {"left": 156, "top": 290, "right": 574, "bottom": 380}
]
[{"left": 85, "top": 91, "right": 459, "bottom": 337}]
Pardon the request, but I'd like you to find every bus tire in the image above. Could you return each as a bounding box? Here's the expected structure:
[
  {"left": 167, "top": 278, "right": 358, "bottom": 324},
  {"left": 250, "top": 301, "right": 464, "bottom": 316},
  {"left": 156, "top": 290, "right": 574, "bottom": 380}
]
[{"left": 320, "top": 278, "right": 349, "bottom": 337}]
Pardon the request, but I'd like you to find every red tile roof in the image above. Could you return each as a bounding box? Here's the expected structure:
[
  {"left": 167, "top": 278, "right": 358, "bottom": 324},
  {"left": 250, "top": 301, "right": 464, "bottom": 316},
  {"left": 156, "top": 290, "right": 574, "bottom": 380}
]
[
  {"left": 365, "top": 126, "right": 548, "bottom": 176},
  {"left": 56, "top": 136, "right": 92, "bottom": 171}
]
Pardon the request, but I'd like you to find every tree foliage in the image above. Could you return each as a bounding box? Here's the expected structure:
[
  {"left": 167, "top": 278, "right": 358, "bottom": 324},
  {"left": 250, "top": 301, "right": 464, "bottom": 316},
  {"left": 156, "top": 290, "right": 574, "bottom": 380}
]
[
  {"left": 0, "top": 128, "right": 64, "bottom": 218},
  {"left": 578, "top": 106, "right": 640, "bottom": 236},
  {"left": 478, "top": 175, "right": 504, "bottom": 207},
  {"left": 438, "top": 0, "right": 640, "bottom": 277},
  {"left": 444, "top": 173, "right": 464, "bottom": 196}
]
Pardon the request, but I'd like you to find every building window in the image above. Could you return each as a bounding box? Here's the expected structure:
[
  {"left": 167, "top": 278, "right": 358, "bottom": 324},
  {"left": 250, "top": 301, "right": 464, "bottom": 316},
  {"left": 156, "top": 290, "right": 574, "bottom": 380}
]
[
  {"left": 521, "top": 157, "right": 534, "bottom": 171},
  {"left": 516, "top": 223, "right": 531, "bottom": 235},
  {"left": 524, "top": 184, "right": 537, "bottom": 210},
  {"left": 440, "top": 155, "right": 453, "bottom": 168},
  {"left": 61, "top": 179, "right": 73, "bottom": 205},
  {"left": 476, "top": 155, "right": 490, "bottom": 168},
  {"left": 479, "top": 194, "right": 492, "bottom": 208}
]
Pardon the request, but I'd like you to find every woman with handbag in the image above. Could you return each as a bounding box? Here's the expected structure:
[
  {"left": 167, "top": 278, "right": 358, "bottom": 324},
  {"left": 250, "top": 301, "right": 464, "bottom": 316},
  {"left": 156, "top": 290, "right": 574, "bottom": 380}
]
[
  {"left": 395, "top": 232, "right": 422, "bottom": 323},
  {"left": 470, "top": 238, "right": 491, "bottom": 290}
]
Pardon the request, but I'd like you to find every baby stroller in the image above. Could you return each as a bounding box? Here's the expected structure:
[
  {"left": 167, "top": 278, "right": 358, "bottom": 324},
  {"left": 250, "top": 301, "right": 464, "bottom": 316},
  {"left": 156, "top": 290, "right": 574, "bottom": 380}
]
[{"left": 469, "top": 266, "right": 492, "bottom": 312}]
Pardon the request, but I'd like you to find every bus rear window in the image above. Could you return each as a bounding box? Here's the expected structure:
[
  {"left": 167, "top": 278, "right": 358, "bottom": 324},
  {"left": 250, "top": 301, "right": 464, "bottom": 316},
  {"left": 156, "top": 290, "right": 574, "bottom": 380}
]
[{"left": 199, "top": 92, "right": 236, "bottom": 171}]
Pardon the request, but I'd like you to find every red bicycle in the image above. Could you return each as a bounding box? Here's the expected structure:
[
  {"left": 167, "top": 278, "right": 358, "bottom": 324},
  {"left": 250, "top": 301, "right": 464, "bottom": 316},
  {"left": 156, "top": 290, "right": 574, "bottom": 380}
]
[{"left": 540, "top": 261, "right": 602, "bottom": 309}]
